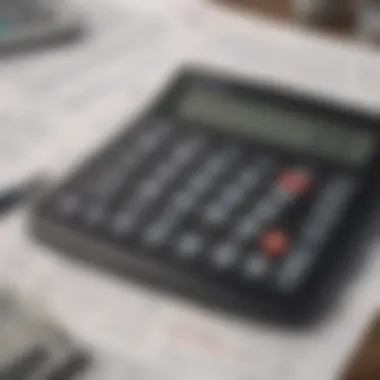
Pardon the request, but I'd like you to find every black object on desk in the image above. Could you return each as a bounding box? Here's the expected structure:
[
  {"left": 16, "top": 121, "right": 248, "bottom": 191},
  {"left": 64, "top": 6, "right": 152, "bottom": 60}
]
[
  {"left": 0, "top": 346, "right": 48, "bottom": 380},
  {"left": 0, "top": 349, "right": 89, "bottom": 380},
  {"left": 30, "top": 66, "right": 380, "bottom": 323},
  {"left": 0, "top": 0, "right": 82, "bottom": 54}
]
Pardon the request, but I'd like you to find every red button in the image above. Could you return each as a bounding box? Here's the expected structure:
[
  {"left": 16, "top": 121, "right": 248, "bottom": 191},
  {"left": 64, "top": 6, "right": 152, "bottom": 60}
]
[
  {"left": 277, "top": 170, "right": 312, "bottom": 195},
  {"left": 261, "top": 229, "right": 289, "bottom": 258}
]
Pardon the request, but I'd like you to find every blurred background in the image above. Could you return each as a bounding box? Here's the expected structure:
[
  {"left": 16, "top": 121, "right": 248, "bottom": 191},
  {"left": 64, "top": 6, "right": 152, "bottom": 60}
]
[{"left": 1, "top": 0, "right": 380, "bottom": 379}]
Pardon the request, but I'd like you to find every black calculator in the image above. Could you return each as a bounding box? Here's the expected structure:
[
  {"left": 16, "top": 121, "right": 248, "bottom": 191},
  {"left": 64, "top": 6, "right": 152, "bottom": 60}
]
[
  {"left": 0, "top": 0, "right": 81, "bottom": 54},
  {"left": 31, "top": 67, "right": 380, "bottom": 322}
]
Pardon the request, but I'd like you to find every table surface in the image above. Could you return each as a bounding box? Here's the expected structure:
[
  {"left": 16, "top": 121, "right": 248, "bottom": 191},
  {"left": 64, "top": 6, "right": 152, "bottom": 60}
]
[{"left": 1, "top": 0, "right": 380, "bottom": 379}]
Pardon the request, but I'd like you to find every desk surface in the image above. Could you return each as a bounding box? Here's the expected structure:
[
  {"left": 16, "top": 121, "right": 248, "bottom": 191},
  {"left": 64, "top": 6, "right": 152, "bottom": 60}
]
[{"left": 1, "top": 0, "right": 380, "bottom": 379}]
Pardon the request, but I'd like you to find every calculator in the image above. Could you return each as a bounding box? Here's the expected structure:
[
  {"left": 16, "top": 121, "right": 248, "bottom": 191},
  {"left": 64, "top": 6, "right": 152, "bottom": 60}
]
[
  {"left": 30, "top": 67, "right": 380, "bottom": 322},
  {"left": 0, "top": 0, "right": 81, "bottom": 54}
]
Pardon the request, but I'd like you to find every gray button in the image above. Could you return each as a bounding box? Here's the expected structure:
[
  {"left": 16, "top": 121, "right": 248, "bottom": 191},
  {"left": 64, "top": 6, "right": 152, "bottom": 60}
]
[
  {"left": 174, "top": 138, "right": 205, "bottom": 162},
  {"left": 172, "top": 193, "right": 193, "bottom": 211},
  {"left": 234, "top": 216, "right": 261, "bottom": 241},
  {"left": 57, "top": 193, "right": 80, "bottom": 216},
  {"left": 112, "top": 213, "right": 136, "bottom": 236},
  {"left": 144, "top": 225, "right": 169, "bottom": 247},
  {"left": 211, "top": 244, "right": 238, "bottom": 270},
  {"left": 176, "top": 233, "right": 203, "bottom": 259},
  {"left": 242, "top": 255, "right": 268, "bottom": 281},
  {"left": 84, "top": 204, "right": 106, "bottom": 226},
  {"left": 139, "top": 182, "right": 161, "bottom": 200},
  {"left": 299, "top": 177, "right": 355, "bottom": 247},
  {"left": 190, "top": 175, "right": 210, "bottom": 193},
  {"left": 139, "top": 134, "right": 158, "bottom": 152},
  {"left": 223, "top": 187, "right": 242, "bottom": 204},
  {"left": 204, "top": 206, "right": 228, "bottom": 226},
  {"left": 239, "top": 169, "right": 261, "bottom": 190},
  {"left": 276, "top": 249, "right": 310, "bottom": 292},
  {"left": 155, "top": 163, "right": 175, "bottom": 180}
]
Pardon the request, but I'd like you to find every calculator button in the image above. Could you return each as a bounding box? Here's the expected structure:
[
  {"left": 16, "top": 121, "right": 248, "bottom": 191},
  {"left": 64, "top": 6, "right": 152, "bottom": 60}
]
[
  {"left": 223, "top": 187, "right": 243, "bottom": 204},
  {"left": 204, "top": 205, "right": 228, "bottom": 227},
  {"left": 138, "top": 134, "right": 158, "bottom": 152},
  {"left": 172, "top": 192, "right": 195, "bottom": 212},
  {"left": 140, "top": 123, "right": 170, "bottom": 147},
  {"left": 241, "top": 255, "right": 269, "bottom": 281},
  {"left": 144, "top": 224, "right": 171, "bottom": 248},
  {"left": 112, "top": 213, "right": 136, "bottom": 236},
  {"left": 190, "top": 175, "right": 212, "bottom": 193},
  {"left": 173, "top": 136, "right": 207, "bottom": 161},
  {"left": 301, "top": 177, "right": 356, "bottom": 245},
  {"left": 156, "top": 163, "right": 176, "bottom": 181},
  {"left": 260, "top": 229, "right": 289, "bottom": 258},
  {"left": 112, "top": 198, "right": 148, "bottom": 235},
  {"left": 139, "top": 182, "right": 161, "bottom": 200},
  {"left": 55, "top": 193, "right": 81, "bottom": 217},
  {"left": 176, "top": 233, "right": 203, "bottom": 260},
  {"left": 83, "top": 204, "right": 106, "bottom": 226},
  {"left": 275, "top": 248, "right": 310, "bottom": 292},
  {"left": 276, "top": 177, "right": 356, "bottom": 292},
  {"left": 233, "top": 213, "right": 263, "bottom": 242},
  {"left": 210, "top": 244, "right": 239, "bottom": 271},
  {"left": 277, "top": 169, "right": 313, "bottom": 195}
]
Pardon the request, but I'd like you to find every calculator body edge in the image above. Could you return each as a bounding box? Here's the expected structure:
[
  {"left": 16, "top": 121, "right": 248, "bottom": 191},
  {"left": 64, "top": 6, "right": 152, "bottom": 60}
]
[{"left": 29, "top": 65, "right": 380, "bottom": 323}]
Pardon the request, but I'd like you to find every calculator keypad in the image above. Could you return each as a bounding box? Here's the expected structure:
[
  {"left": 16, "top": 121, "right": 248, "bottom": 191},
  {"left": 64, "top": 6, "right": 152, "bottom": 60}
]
[{"left": 46, "top": 119, "right": 359, "bottom": 297}]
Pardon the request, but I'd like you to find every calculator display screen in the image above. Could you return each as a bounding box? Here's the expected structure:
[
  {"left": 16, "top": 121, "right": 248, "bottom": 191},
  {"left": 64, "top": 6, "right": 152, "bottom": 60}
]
[{"left": 179, "top": 88, "right": 376, "bottom": 167}]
